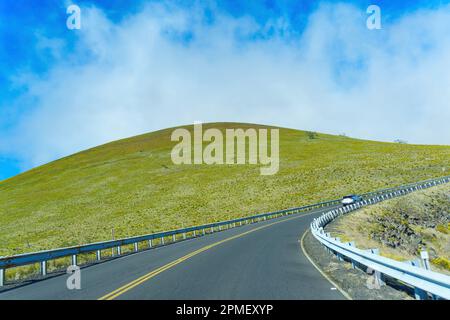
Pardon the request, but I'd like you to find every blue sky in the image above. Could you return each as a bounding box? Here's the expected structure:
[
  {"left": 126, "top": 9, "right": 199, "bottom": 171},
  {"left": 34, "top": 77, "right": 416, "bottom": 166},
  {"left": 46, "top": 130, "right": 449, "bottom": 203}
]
[{"left": 1, "top": 0, "right": 450, "bottom": 180}]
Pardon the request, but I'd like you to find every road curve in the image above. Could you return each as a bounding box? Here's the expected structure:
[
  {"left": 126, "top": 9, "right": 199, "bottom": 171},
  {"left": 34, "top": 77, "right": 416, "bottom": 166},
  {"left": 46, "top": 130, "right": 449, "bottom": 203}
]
[{"left": 0, "top": 206, "right": 345, "bottom": 300}]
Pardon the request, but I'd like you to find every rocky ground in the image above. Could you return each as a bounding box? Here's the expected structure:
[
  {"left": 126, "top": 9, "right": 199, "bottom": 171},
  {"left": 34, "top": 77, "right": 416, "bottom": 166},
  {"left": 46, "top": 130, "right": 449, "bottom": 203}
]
[
  {"left": 302, "top": 230, "right": 413, "bottom": 300},
  {"left": 327, "top": 183, "right": 450, "bottom": 273},
  {"left": 301, "top": 182, "right": 450, "bottom": 300}
]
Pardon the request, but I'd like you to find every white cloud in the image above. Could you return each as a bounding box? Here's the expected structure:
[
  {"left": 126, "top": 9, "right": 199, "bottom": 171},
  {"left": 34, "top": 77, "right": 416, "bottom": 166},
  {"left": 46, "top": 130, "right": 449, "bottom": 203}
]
[{"left": 2, "top": 2, "right": 450, "bottom": 170}]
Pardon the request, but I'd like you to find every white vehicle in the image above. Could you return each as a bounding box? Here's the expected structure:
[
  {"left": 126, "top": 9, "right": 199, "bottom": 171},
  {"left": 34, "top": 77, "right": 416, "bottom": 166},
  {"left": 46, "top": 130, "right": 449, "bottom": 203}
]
[{"left": 341, "top": 194, "right": 362, "bottom": 206}]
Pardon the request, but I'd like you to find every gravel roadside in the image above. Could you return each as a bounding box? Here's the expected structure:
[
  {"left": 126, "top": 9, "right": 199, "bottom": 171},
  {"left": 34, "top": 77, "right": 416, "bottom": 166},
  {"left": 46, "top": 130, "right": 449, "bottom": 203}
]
[{"left": 301, "top": 230, "right": 413, "bottom": 300}]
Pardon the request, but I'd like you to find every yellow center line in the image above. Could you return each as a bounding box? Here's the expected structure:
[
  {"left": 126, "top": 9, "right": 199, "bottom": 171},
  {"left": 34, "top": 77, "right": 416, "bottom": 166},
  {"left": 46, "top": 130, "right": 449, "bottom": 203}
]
[{"left": 98, "top": 211, "right": 318, "bottom": 300}]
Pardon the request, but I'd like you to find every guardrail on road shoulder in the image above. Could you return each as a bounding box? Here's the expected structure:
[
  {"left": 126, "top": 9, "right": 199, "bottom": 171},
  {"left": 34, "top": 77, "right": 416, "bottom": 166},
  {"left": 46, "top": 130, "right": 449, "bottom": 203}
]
[
  {"left": 310, "top": 175, "right": 450, "bottom": 300},
  {"left": 0, "top": 197, "right": 341, "bottom": 286},
  {"left": 1, "top": 174, "right": 449, "bottom": 288}
]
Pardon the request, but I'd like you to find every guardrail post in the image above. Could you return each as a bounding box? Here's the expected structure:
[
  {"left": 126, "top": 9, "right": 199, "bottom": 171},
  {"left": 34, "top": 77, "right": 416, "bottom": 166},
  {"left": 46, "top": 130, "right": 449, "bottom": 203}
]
[
  {"left": 202, "top": 228, "right": 205, "bottom": 236},
  {"left": 331, "top": 237, "right": 342, "bottom": 260},
  {"left": 148, "top": 239, "right": 153, "bottom": 248},
  {"left": 134, "top": 242, "right": 138, "bottom": 252},
  {"left": 420, "top": 251, "right": 431, "bottom": 270},
  {"left": 0, "top": 268, "right": 4, "bottom": 287},
  {"left": 72, "top": 254, "right": 77, "bottom": 266},
  {"left": 183, "top": 232, "right": 186, "bottom": 240},
  {"left": 117, "top": 246, "right": 122, "bottom": 255},
  {"left": 418, "top": 252, "right": 436, "bottom": 300},
  {"left": 172, "top": 234, "right": 176, "bottom": 242},
  {"left": 40, "top": 260, "right": 47, "bottom": 276},
  {"left": 374, "top": 270, "right": 385, "bottom": 287},
  {"left": 366, "top": 248, "right": 385, "bottom": 286},
  {"left": 346, "top": 242, "right": 357, "bottom": 269},
  {"left": 211, "top": 226, "right": 214, "bottom": 233},
  {"left": 161, "top": 237, "right": 165, "bottom": 245},
  {"left": 96, "top": 250, "right": 101, "bottom": 261}
]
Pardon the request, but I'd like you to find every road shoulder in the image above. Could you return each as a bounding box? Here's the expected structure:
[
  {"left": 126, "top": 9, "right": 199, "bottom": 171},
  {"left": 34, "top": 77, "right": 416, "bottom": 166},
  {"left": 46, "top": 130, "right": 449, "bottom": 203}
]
[{"left": 301, "top": 230, "right": 413, "bottom": 300}]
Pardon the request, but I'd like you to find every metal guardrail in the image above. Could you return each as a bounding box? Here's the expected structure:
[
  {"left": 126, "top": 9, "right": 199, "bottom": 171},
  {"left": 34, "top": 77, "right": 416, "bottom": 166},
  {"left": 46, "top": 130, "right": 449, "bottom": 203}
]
[
  {"left": 0, "top": 197, "right": 341, "bottom": 286},
  {"left": 1, "top": 174, "right": 448, "bottom": 288},
  {"left": 311, "top": 175, "right": 450, "bottom": 300}
]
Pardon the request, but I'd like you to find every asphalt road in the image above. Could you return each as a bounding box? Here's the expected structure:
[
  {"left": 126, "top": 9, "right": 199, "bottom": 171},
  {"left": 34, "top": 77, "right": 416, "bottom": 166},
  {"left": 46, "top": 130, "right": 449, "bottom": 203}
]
[{"left": 0, "top": 206, "right": 345, "bottom": 300}]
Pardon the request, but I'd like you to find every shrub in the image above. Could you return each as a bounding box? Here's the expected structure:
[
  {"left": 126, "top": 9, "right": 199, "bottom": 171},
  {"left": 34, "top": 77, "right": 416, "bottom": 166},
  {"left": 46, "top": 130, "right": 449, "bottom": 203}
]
[
  {"left": 436, "top": 224, "right": 449, "bottom": 234},
  {"left": 431, "top": 257, "right": 450, "bottom": 271}
]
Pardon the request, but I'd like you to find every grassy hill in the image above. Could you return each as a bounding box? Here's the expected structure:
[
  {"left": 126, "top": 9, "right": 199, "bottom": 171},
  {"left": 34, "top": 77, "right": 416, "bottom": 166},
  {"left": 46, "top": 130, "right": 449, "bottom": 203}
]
[{"left": 1, "top": 123, "right": 449, "bottom": 257}]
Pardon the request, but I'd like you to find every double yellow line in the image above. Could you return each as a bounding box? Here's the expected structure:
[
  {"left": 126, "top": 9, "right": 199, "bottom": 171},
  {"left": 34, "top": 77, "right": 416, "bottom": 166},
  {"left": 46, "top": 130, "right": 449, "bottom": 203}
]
[{"left": 99, "top": 214, "right": 304, "bottom": 300}]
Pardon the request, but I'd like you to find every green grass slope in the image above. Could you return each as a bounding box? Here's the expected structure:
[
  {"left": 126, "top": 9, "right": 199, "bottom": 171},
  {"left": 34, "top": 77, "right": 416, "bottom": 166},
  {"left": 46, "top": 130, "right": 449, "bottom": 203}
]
[{"left": 1, "top": 123, "right": 449, "bottom": 256}]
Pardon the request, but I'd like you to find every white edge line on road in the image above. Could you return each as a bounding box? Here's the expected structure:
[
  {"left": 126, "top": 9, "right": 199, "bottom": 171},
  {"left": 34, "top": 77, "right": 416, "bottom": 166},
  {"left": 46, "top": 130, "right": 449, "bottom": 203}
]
[{"left": 300, "top": 229, "right": 352, "bottom": 300}]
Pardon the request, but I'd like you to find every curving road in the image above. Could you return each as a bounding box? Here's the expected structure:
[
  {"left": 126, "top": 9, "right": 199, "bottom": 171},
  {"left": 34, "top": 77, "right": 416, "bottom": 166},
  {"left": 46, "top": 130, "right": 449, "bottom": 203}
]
[{"left": 0, "top": 206, "right": 345, "bottom": 300}]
